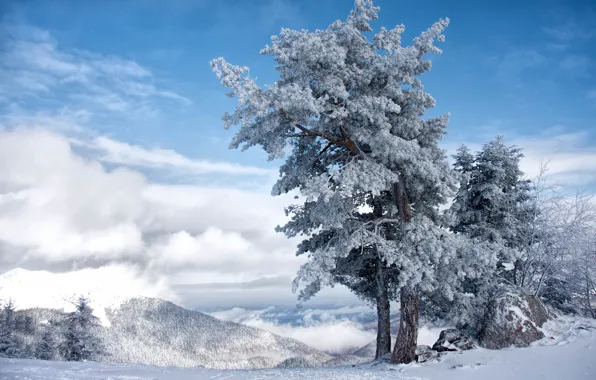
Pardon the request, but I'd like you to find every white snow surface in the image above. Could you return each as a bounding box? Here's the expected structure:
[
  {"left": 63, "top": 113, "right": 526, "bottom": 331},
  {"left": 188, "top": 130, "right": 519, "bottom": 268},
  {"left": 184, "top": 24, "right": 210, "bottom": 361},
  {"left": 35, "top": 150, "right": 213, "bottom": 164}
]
[{"left": 1, "top": 316, "right": 595, "bottom": 379}]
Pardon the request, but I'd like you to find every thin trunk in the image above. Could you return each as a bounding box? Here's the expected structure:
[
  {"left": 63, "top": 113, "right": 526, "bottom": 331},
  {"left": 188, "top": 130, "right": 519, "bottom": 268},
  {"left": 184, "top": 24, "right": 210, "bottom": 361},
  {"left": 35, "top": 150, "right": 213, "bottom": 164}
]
[
  {"left": 585, "top": 272, "right": 595, "bottom": 319},
  {"left": 533, "top": 263, "right": 552, "bottom": 297},
  {"left": 391, "top": 287, "right": 420, "bottom": 364},
  {"left": 375, "top": 260, "right": 391, "bottom": 359}
]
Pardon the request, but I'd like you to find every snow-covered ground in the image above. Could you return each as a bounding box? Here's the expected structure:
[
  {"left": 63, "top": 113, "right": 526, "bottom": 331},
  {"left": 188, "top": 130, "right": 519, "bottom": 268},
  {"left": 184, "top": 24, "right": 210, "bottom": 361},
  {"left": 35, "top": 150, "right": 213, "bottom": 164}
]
[{"left": 1, "top": 316, "right": 595, "bottom": 380}]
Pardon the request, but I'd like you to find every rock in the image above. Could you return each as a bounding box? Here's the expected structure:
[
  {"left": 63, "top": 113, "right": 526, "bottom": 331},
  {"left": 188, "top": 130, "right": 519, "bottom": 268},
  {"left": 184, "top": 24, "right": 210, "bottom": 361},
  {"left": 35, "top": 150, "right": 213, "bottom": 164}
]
[
  {"left": 478, "top": 292, "right": 549, "bottom": 349},
  {"left": 415, "top": 345, "right": 438, "bottom": 363},
  {"left": 525, "top": 294, "right": 549, "bottom": 326},
  {"left": 431, "top": 329, "right": 475, "bottom": 352}
]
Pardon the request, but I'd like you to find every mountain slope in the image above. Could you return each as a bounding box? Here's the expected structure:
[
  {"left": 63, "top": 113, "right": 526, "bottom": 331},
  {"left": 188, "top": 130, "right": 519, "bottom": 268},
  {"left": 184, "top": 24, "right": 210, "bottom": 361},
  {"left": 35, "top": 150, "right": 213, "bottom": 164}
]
[
  {"left": 1, "top": 268, "right": 331, "bottom": 369},
  {"left": 103, "top": 297, "right": 331, "bottom": 369}
]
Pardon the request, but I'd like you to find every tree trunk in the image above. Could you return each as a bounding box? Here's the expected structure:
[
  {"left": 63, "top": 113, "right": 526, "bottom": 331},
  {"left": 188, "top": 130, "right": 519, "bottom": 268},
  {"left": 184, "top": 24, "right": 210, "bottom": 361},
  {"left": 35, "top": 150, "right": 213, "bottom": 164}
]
[
  {"left": 391, "top": 287, "right": 420, "bottom": 364},
  {"left": 375, "top": 261, "right": 391, "bottom": 359},
  {"left": 585, "top": 272, "right": 596, "bottom": 319}
]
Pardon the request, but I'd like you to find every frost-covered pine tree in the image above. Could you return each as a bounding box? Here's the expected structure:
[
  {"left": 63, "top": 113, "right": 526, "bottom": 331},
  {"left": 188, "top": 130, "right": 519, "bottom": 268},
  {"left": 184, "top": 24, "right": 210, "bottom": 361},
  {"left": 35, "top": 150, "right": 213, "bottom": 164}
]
[
  {"left": 450, "top": 136, "right": 533, "bottom": 282},
  {"left": 0, "top": 299, "right": 22, "bottom": 358},
  {"left": 35, "top": 327, "right": 58, "bottom": 361},
  {"left": 442, "top": 137, "right": 541, "bottom": 332},
  {"left": 60, "top": 296, "right": 104, "bottom": 362},
  {"left": 212, "top": 0, "right": 458, "bottom": 363}
]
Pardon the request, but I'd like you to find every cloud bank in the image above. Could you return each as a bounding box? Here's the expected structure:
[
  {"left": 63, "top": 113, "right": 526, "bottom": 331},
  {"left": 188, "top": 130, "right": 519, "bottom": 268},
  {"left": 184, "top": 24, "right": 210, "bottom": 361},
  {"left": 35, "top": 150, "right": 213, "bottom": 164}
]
[
  {"left": 209, "top": 306, "right": 377, "bottom": 355},
  {"left": 0, "top": 128, "right": 300, "bottom": 297}
]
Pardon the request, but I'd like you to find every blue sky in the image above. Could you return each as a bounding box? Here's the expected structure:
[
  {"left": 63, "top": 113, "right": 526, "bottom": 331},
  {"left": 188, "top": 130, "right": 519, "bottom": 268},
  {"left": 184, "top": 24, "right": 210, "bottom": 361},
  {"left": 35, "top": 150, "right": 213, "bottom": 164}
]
[{"left": 2, "top": 0, "right": 596, "bottom": 186}]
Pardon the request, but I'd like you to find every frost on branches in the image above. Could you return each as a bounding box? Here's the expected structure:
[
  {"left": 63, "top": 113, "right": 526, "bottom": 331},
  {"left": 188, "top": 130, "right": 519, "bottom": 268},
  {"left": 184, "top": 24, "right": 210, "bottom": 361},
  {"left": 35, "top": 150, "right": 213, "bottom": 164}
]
[
  {"left": 444, "top": 137, "right": 596, "bottom": 330},
  {"left": 211, "top": 0, "right": 459, "bottom": 363},
  {"left": 441, "top": 137, "right": 534, "bottom": 332},
  {"left": 450, "top": 137, "right": 533, "bottom": 279}
]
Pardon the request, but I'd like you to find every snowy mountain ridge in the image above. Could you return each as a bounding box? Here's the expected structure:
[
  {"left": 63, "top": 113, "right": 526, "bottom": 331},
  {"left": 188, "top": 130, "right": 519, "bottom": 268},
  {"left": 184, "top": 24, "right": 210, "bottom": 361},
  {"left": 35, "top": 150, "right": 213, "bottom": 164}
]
[
  {"left": 0, "top": 268, "right": 333, "bottom": 369},
  {"left": 0, "top": 267, "right": 172, "bottom": 327}
]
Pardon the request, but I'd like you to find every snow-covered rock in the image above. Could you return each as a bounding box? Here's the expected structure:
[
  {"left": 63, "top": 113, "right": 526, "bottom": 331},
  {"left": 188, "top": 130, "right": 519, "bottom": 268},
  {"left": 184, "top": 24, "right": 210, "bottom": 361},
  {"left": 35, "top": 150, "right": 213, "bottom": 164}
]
[
  {"left": 415, "top": 345, "right": 438, "bottom": 363},
  {"left": 478, "top": 292, "right": 549, "bottom": 349},
  {"left": 432, "top": 329, "right": 475, "bottom": 352}
]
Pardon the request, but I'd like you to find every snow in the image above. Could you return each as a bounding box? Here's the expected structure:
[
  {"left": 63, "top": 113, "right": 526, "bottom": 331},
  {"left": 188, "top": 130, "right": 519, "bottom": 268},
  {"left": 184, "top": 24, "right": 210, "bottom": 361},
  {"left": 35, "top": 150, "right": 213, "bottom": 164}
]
[
  {"left": 0, "top": 267, "right": 171, "bottom": 327},
  {"left": 417, "top": 325, "right": 445, "bottom": 347},
  {"left": 502, "top": 262, "right": 515, "bottom": 271},
  {"left": 1, "top": 316, "right": 594, "bottom": 379}
]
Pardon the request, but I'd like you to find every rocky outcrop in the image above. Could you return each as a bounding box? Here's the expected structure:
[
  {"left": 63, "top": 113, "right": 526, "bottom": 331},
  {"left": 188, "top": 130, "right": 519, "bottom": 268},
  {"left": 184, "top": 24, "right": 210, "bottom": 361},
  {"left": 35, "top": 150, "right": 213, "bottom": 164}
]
[
  {"left": 478, "top": 292, "right": 549, "bottom": 349},
  {"left": 415, "top": 345, "right": 439, "bottom": 363},
  {"left": 431, "top": 329, "right": 475, "bottom": 352}
]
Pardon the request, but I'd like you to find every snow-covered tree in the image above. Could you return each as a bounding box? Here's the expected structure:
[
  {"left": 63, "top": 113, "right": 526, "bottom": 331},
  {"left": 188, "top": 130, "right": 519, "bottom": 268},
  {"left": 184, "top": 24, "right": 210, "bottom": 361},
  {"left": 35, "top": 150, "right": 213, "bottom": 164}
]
[
  {"left": 0, "top": 299, "right": 22, "bottom": 358},
  {"left": 211, "top": 0, "right": 458, "bottom": 363},
  {"left": 433, "top": 137, "right": 540, "bottom": 333},
  {"left": 421, "top": 232, "right": 499, "bottom": 334},
  {"left": 60, "top": 296, "right": 104, "bottom": 362},
  {"left": 546, "top": 192, "right": 596, "bottom": 318},
  {"left": 36, "top": 327, "right": 58, "bottom": 361},
  {"left": 449, "top": 136, "right": 533, "bottom": 283},
  {"left": 14, "top": 315, "right": 36, "bottom": 335}
]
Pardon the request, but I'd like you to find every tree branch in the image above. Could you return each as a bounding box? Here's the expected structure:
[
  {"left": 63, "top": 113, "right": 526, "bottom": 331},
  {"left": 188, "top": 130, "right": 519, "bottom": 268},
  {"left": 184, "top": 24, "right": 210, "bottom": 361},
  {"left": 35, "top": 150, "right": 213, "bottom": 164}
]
[{"left": 281, "top": 109, "right": 361, "bottom": 156}]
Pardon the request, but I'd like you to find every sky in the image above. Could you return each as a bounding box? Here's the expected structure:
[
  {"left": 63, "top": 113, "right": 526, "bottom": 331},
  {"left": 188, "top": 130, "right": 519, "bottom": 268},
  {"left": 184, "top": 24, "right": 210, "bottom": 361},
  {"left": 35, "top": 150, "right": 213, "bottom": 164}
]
[{"left": 0, "top": 0, "right": 596, "bottom": 351}]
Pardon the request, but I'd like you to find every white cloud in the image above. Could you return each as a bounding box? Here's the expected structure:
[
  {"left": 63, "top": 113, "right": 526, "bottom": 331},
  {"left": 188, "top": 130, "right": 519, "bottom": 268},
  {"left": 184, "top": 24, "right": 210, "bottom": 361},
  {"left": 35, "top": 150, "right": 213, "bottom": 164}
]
[
  {"left": 250, "top": 319, "right": 375, "bottom": 354},
  {"left": 0, "top": 129, "right": 148, "bottom": 260},
  {"left": 82, "top": 136, "right": 275, "bottom": 176},
  {"left": 209, "top": 306, "right": 376, "bottom": 355},
  {"left": 148, "top": 228, "right": 253, "bottom": 270},
  {"left": 0, "top": 24, "right": 190, "bottom": 114},
  {"left": 0, "top": 128, "right": 307, "bottom": 304},
  {"left": 513, "top": 132, "right": 596, "bottom": 186},
  {"left": 0, "top": 127, "right": 364, "bottom": 315}
]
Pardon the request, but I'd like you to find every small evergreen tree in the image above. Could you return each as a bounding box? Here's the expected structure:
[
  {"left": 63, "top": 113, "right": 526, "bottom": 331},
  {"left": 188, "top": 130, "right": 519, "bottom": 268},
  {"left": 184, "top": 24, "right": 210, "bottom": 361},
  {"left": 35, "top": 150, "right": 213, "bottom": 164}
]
[
  {"left": 14, "top": 315, "right": 36, "bottom": 335},
  {"left": 60, "top": 296, "right": 105, "bottom": 361},
  {"left": 36, "top": 327, "right": 58, "bottom": 361},
  {"left": 450, "top": 136, "right": 533, "bottom": 282},
  {"left": 444, "top": 137, "right": 540, "bottom": 332},
  {"left": 0, "top": 299, "right": 22, "bottom": 358}
]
